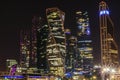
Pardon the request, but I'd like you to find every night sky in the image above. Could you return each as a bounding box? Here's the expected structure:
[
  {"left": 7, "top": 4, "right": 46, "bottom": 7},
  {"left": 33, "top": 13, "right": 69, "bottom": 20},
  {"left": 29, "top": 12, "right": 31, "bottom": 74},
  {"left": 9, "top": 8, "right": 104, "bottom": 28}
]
[{"left": 0, "top": 0, "right": 120, "bottom": 71}]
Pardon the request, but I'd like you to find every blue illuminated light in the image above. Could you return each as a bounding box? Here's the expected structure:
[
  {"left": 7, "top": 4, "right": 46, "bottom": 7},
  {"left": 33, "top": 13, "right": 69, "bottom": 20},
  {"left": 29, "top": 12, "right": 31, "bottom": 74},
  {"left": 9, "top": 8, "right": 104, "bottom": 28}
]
[
  {"left": 106, "top": 11, "right": 109, "bottom": 14},
  {"left": 78, "top": 25, "right": 82, "bottom": 29},
  {"left": 65, "top": 32, "right": 71, "bottom": 34},
  {"left": 65, "top": 72, "right": 72, "bottom": 78},
  {"left": 3, "top": 75, "right": 24, "bottom": 79},
  {"left": 86, "top": 28, "right": 90, "bottom": 35},
  {"left": 77, "top": 72, "right": 83, "bottom": 75},
  {"left": 100, "top": 10, "right": 109, "bottom": 15}
]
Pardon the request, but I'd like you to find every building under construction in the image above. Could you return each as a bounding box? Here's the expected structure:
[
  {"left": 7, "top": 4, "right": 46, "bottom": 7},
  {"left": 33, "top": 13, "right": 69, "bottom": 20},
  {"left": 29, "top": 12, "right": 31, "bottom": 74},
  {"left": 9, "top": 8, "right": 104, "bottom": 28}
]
[{"left": 99, "top": 1, "right": 119, "bottom": 69}]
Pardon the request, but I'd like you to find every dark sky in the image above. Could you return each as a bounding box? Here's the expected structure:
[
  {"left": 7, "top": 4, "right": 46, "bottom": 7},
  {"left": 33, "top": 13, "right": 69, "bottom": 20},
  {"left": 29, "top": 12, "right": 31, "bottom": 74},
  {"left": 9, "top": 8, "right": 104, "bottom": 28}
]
[{"left": 0, "top": 0, "right": 120, "bottom": 71}]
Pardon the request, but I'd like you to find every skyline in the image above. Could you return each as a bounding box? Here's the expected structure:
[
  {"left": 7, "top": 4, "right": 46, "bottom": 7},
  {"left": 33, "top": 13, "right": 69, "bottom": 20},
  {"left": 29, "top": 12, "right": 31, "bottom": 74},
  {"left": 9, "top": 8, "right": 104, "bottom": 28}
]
[{"left": 0, "top": 0, "right": 120, "bottom": 71}]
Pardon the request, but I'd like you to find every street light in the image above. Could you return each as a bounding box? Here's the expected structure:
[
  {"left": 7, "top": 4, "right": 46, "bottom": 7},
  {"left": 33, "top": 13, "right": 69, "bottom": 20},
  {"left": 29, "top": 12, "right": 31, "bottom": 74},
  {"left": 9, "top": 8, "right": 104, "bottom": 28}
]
[
  {"left": 103, "top": 68, "right": 109, "bottom": 72},
  {"left": 101, "top": 66, "right": 116, "bottom": 80},
  {"left": 92, "top": 76, "right": 97, "bottom": 80},
  {"left": 111, "top": 68, "right": 116, "bottom": 73}
]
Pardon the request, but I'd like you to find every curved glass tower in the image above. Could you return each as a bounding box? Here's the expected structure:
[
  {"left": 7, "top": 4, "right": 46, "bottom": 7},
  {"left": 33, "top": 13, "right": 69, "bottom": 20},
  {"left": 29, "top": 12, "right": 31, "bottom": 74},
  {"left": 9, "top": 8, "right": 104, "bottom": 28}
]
[{"left": 46, "top": 7, "right": 66, "bottom": 77}]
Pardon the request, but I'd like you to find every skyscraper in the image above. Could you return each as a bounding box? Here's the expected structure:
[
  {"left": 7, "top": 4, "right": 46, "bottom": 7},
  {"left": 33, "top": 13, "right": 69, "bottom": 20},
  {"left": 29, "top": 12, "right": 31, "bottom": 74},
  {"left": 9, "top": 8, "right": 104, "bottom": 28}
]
[
  {"left": 20, "top": 16, "right": 40, "bottom": 69},
  {"left": 99, "top": 1, "right": 119, "bottom": 67},
  {"left": 76, "top": 11, "right": 93, "bottom": 75},
  {"left": 99, "top": 1, "right": 120, "bottom": 80},
  {"left": 20, "top": 28, "right": 31, "bottom": 68},
  {"left": 30, "top": 16, "right": 40, "bottom": 67},
  {"left": 46, "top": 7, "right": 66, "bottom": 77},
  {"left": 65, "top": 29, "right": 73, "bottom": 73},
  {"left": 65, "top": 35, "right": 77, "bottom": 73},
  {"left": 37, "top": 24, "right": 49, "bottom": 73}
]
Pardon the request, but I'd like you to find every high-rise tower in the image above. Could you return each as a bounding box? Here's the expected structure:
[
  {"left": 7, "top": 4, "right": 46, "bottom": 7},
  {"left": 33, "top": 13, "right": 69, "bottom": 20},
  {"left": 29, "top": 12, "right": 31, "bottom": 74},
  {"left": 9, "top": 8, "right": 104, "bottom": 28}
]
[
  {"left": 66, "top": 35, "right": 77, "bottom": 73},
  {"left": 20, "top": 28, "right": 31, "bottom": 68},
  {"left": 76, "top": 11, "right": 93, "bottom": 75},
  {"left": 37, "top": 24, "right": 49, "bottom": 73},
  {"left": 65, "top": 29, "right": 78, "bottom": 73},
  {"left": 20, "top": 16, "right": 40, "bottom": 69},
  {"left": 46, "top": 7, "right": 66, "bottom": 77},
  {"left": 30, "top": 16, "right": 40, "bottom": 67},
  {"left": 99, "top": 1, "right": 119, "bottom": 67}
]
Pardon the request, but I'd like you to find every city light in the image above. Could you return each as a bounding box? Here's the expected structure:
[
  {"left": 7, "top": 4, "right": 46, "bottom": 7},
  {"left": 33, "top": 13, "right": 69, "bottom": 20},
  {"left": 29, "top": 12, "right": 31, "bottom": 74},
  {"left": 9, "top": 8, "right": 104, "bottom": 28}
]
[
  {"left": 101, "top": 66, "right": 117, "bottom": 80},
  {"left": 92, "top": 76, "right": 97, "bottom": 79},
  {"left": 100, "top": 10, "right": 109, "bottom": 15},
  {"left": 111, "top": 68, "right": 116, "bottom": 73},
  {"left": 1, "top": 1, "right": 120, "bottom": 80},
  {"left": 3, "top": 75, "right": 24, "bottom": 79}
]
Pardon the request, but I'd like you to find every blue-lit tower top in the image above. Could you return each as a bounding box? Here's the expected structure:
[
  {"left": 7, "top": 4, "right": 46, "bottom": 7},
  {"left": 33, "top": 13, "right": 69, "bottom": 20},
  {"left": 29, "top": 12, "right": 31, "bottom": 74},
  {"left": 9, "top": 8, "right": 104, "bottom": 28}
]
[
  {"left": 99, "top": 1, "right": 119, "bottom": 67},
  {"left": 100, "top": 10, "right": 109, "bottom": 15},
  {"left": 99, "top": 1, "right": 110, "bottom": 15}
]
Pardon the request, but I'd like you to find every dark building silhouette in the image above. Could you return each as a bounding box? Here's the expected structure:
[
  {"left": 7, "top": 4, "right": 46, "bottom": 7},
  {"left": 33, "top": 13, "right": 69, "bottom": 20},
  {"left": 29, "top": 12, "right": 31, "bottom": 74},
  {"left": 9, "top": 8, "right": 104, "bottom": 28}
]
[
  {"left": 37, "top": 24, "right": 49, "bottom": 72},
  {"left": 20, "top": 28, "right": 31, "bottom": 68}
]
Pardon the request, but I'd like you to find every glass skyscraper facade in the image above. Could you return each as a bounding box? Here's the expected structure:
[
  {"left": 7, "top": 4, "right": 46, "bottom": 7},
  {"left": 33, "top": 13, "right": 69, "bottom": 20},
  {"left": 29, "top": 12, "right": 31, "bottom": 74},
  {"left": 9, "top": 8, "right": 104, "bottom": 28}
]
[
  {"left": 46, "top": 7, "right": 66, "bottom": 77},
  {"left": 37, "top": 24, "right": 49, "bottom": 73},
  {"left": 30, "top": 16, "right": 40, "bottom": 67},
  {"left": 65, "top": 35, "right": 77, "bottom": 73},
  {"left": 76, "top": 11, "right": 93, "bottom": 75},
  {"left": 20, "top": 28, "right": 31, "bottom": 68},
  {"left": 20, "top": 16, "right": 40, "bottom": 70}
]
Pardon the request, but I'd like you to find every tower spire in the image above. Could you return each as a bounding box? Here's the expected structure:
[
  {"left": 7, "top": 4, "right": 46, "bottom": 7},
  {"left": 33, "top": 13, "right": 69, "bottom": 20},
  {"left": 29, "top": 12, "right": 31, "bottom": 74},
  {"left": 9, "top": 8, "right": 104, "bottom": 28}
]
[{"left": 99, "top": 0, "right": 119, "bottom": 75}]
